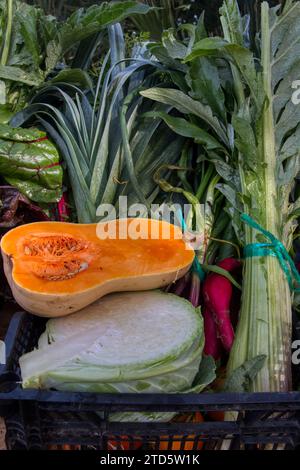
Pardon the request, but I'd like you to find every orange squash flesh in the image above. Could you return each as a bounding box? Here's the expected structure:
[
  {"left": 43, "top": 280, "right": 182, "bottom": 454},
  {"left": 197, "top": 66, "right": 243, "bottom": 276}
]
[{"left": 1, "top": 218, "right": 194, "bottom": 317}]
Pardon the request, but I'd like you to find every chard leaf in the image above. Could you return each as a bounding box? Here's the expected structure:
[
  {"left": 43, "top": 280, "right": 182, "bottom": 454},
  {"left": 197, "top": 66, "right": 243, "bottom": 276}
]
[
  {"left": 0, "top": 124, "right": 62, "bottom": 203},
  {"left": 0, "top": 186, "right": 49, "bottom": 228},
  {"left": 5, "top": 178, "right": 61, "bottom": 203}
]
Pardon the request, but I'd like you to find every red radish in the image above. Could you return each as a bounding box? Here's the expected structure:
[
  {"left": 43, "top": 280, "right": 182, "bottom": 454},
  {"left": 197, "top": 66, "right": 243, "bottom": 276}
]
[
  {"left": 202, "top": 258, "right": 241, "bottom": 352},
  {"left": 203, "top": 306, "right": 222, "bottom": 360},
  {"left": 217, "top": 258, "right": 241, "bottom": 272}
]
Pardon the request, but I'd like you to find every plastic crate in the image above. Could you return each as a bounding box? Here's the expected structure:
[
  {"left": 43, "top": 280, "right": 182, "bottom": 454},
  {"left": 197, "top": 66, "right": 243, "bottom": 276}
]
[{"left": 1, "top": 312, "right": 300, "bottom": 450}]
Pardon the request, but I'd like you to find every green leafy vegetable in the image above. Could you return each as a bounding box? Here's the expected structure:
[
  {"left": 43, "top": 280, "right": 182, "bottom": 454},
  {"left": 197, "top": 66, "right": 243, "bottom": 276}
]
[
  {"left": 0, "top": 0, "right": 152, "bottom": 116},
  {"left": 223, "top": 355, "right": 266, "bottom": 392},
  {"left": 130, "top": 0, "right": 188, "bottom": 40},
  {"left": 0, "top": 123, "right": 62, "bottom": 202},
  {"left": 0, "top": 185, "right": 49, "bottom": 228}
]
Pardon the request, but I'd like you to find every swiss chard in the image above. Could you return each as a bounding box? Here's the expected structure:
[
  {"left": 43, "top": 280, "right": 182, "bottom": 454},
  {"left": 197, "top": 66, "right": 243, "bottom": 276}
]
[
  {"left": 0, "top": 123, "right": 62, "bottom": 203},
  {"left": 0, "top": 185, "right": 49, "bottom": 228}
]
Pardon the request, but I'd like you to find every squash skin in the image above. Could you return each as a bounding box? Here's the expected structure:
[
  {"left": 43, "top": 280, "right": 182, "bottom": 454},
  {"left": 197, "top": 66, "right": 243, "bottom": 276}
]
[{"left": 1, "top": 219, "right": 194, "bottom": 317}]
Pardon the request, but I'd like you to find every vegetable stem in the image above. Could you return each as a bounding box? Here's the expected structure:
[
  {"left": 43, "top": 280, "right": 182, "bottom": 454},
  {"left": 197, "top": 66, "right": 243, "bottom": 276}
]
[{"left": 1, "top": 0, "right": 13, "bottom": 66}]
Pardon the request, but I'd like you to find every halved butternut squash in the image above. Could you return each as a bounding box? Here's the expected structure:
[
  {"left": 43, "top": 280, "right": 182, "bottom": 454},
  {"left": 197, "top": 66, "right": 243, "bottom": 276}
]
[{"left": 1, "top": 218, "right": 194, "bottom": 317}]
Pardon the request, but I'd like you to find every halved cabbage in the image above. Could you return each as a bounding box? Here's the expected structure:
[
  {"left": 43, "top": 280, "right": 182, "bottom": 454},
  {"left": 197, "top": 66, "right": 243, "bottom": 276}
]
[{"left": 20, "top": 291, "right": 207, "bottom": 394}]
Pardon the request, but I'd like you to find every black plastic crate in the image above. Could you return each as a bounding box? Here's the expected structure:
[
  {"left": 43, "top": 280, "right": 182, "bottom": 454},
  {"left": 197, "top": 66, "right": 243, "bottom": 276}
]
[{"left": 1, "top": 312, "right": 300, "bottom": 450}]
